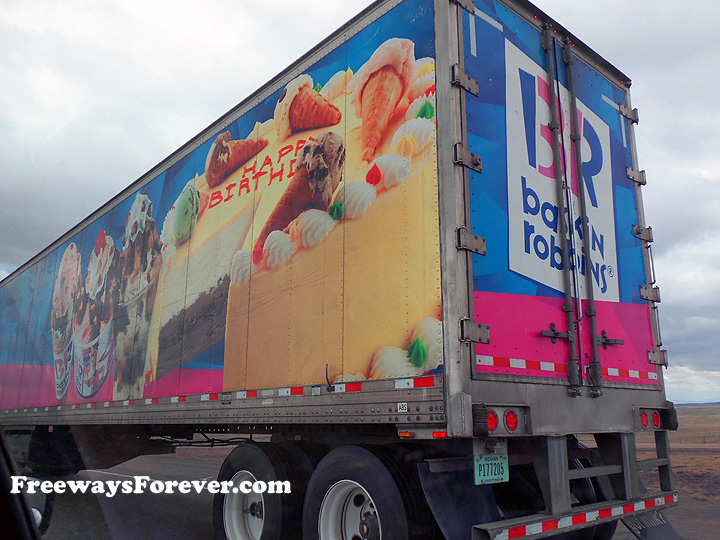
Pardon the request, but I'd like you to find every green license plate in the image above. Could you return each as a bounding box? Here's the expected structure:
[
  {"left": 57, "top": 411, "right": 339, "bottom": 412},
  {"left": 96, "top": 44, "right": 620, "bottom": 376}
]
[{"left": 474, "top": 453, "right": 509, "bottom": 485}]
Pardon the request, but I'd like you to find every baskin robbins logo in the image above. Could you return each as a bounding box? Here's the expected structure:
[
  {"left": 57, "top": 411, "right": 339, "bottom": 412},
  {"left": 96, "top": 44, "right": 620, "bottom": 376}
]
[{"left": 505, "top": 40, "right": 619, "bottom": 302}]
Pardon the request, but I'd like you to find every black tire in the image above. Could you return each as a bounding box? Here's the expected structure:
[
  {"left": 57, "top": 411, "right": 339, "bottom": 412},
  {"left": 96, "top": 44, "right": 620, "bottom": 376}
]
[
  {"left": 213, "top": 442, "right": 311, "bottom": 540},
  {"left": 302, "top": 445, "right": 435, "bottom": 540}
]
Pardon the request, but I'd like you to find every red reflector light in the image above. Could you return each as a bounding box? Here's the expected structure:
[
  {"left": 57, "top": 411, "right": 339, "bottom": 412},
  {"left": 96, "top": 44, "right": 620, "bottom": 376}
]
[
  {"left": 432, "top": 431, "right": 448, "bottom": 439},
  {"left": 505, "top": 410, "right": 519, "bottom": 432},
  {"left": 640, "top": 412, "right": 649, "bottom": 428},
  {"left": 652, "top": 411, "right": 661, "bottom": 428},
  {"left": 488, "top": 410, "right": 499, "bottom": 432}
]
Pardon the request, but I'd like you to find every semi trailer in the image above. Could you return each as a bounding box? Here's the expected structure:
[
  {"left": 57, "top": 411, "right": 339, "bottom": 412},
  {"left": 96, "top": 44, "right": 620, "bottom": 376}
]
[{"left": 0, "top": 0, "right": 680, "bottom": 538}]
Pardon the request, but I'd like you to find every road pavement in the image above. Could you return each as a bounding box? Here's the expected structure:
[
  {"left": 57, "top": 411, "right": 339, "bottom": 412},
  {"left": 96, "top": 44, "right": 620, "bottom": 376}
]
[{"left": 43, "top": 445, "right": 235, "bottom": 540}]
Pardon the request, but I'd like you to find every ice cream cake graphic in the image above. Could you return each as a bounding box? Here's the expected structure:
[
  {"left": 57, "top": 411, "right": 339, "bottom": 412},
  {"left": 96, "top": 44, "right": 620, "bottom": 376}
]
[
  {"left": 222, "top": 41, "right": 442, "bottom": 390},
  {"left": 151, "top": 172, "right": 261, "bottom": 380},
  {"left": 112, "top": 192, "right": 163, "bottom": 400}
]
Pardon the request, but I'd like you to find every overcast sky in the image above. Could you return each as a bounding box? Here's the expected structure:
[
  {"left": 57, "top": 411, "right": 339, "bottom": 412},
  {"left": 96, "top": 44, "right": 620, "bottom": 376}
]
[{"left": 1, "top": 0, "right": 718, "bottom": 403}]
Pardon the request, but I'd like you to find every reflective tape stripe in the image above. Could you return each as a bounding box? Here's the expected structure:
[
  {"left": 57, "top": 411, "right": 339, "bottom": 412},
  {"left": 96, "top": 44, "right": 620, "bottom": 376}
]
[
  {"left": 477, "top": 355, "right": 566, "bottom": 374},
  {"left": 494, "top": 494, "right": 678, "bottom": 539},
  {"left": 5, "top": 376, "right": 436, "bottom": 414},
  {"left": 478, "top": 354, "right": 658, "bottom": 381}
]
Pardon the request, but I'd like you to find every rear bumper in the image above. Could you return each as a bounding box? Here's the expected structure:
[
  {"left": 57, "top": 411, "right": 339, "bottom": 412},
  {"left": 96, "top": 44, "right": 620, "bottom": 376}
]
[{"left": 473, "top": 492, "right": 678, "bottom": 540}]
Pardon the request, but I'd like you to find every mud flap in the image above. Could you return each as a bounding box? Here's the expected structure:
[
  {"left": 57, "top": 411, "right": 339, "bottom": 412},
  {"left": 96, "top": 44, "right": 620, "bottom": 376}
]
[
  {"left": 418, "top": 461, "right": 501, "bottom": 540},
  {"left": 622, "top": 510, "right": 682, "bottom": 540}
]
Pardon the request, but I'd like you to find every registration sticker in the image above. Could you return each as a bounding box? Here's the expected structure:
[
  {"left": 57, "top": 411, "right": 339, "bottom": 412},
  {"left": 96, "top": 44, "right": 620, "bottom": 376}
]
[{"left": 474, "top": 453, "right": 509, "bottom": 485}]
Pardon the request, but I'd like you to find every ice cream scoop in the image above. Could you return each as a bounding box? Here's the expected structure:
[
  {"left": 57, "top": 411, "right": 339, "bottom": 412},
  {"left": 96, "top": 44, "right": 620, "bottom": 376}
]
[
  {"left": 299, "top": 131, "right": 346, "bottom": 209},
  {"left": 253, "top": 131, "right": 345, "bottom": 256},
  {"left": 53, "top": 243, "right": 82, "bottom": 323},
  {"left": 86, "top": 229, "right": 116, "bottom": 302},
  {"left": 122, "top": 192, "right": 153, "bottom": 250},
  {"left": 173, "top": 181, "right": 200, "bottom": 245},
  {"left": 350, "top": 38, "right": 415, "bottom": 161}
]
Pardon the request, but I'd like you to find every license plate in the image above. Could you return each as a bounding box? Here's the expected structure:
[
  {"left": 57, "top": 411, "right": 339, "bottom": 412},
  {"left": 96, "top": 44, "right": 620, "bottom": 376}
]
[{"left": 474, "top": 453, "right": 509, "bottom": 485}]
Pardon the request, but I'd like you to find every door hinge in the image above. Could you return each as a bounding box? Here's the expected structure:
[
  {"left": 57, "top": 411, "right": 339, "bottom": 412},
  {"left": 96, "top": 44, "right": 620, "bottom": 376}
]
[
  {"left": 450, "top": 0, "right": 475, "bottom": 13},
  {"left": 451, "top": 63, "right": 479, "bottom": 96},
  {"left": 597, "top": 330, "right": 624, "bottom": 350},
  {"left": 640, "top": 286, "right": 661, "bottom": 303},
  {"left": 457, "top": 226, "right": 486, "bottom": 255},
  {"left": 619, "top": 104, "right": 639, "bottom": 124},
  {"left": 633, "top": 225, "right": 654, "bottom": 242},
  {"left": 626, "top": 167, "right": 647, "bottom": 185},
  {"left": 460, "top": 318, "right": 490, "bottom": 344},
  {"left": 648, "top": 349, "right": 668, "bottom": 366},
  {"left": 453, "top": 143, "right": 483, "bottom": 173}
]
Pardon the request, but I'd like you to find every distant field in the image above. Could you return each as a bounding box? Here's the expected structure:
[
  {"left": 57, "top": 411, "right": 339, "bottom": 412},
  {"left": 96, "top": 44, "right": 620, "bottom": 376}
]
[{"left": 635, "top": 405, "right": 720, "bottom": 445}]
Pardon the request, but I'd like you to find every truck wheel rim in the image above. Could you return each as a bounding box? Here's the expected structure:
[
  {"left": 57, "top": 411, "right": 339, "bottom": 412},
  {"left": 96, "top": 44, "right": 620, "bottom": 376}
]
[
  {"left": 319, "top": 480, "right": 381, "bottom": 540},
  {"left": 223, "top": 470, "right": 264, "bottom": 540}
]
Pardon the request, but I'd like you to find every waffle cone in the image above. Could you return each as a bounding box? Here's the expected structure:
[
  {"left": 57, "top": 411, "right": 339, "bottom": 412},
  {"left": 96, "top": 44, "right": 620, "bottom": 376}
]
[
  {"left": 206, "top": 133, "right": 269, "bottom": 187},
  {"left": 360, "top": 66, "right": 403, "bottom": 162},
  {"left": 254, "top": 168, "right": 313, "bottom": 252},
  {"left": 289, "top": 86, "right": 342, "bottom": 133}
]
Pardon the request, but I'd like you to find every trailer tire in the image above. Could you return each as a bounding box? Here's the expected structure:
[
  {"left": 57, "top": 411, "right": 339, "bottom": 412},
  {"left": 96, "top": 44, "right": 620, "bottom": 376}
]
[
  {"left": 213, "top": 442, "right": 310, "bottom": 540},
  {"left": 302, "top": 445, "right": 435, "bottom": 540}
]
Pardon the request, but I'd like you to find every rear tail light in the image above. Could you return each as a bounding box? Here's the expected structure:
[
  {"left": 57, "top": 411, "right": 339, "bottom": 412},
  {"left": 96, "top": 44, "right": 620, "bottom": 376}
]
[
  {"left": 652, "top": 411, "right": 661, "bottom": 428},
  {"left": 487, "top": 410, "right": 499, "bottom": 432},
  {"left": 505, "top": 410, "right": 519, "bottom": 432},
  {"left": 640, "top": 412, "right": 649, "bottom": 428}
]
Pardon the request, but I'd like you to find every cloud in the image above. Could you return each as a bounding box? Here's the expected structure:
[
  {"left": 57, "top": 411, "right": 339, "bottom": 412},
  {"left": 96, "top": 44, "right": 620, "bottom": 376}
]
[{"left": 664, "top": 365, "right": 720, "bottom": 404}]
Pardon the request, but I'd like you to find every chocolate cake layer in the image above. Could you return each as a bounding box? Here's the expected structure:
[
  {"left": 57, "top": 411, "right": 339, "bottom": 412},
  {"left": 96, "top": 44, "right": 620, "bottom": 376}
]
[{"left": 156, "top": 274, "right": 230, "bottom": 379}]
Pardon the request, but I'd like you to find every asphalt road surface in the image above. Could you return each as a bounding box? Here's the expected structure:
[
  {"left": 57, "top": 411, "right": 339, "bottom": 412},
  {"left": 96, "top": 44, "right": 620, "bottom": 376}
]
[{"left": 43, "top": 444, "right": 236, "bottom": 540}]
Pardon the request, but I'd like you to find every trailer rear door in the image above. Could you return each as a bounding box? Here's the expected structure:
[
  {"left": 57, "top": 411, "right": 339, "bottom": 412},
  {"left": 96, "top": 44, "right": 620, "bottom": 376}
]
[{"left": 460, "top": 0, "right": 661, "bottom": 391}]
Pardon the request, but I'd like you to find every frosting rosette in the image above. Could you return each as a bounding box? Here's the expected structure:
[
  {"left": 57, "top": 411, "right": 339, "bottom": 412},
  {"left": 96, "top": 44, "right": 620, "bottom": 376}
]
[
  {"left": 332, "top": 372, "right": 367, "bottom": 383},
  {"left": 332, "top": 182, "right": 377, "bottom": 219},
  {"left": 391, "top": 118, "right": 435, "bottom": 158},
  {"left": 230, "top": 249, "right": 255, "bottom": 285},
  {"left": 408, "top": 71, "right": 436, "bottom": 102},
  {"left": 409, "top": 317, "right": 443, "bottom": 372},
  {"left": 263, "top": 230, "right": 298, "bottom": 267},
  {"left": 366, "top": 154, "right": 412, "bottom": 190},
  {"left": 414, "top": 57, "right": 435, "bottom": 79},
  {"left": 370, "top": 346, "right": 424, "bottom": 379},
  {"left": 320, "top": 68, "right": 353, "bottom": 101},
  {"left": 249, "top": 118, "right": 275, "bottom": 139},
  {"left": 405, "top": 93, "right": 436, "bottom": 121},
  {"left": 287, "top": 209, "right": 337, "bottom": 248}
]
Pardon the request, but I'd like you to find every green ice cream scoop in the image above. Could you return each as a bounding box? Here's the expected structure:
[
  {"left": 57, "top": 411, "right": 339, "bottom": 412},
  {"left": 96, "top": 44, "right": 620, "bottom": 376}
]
[{"left": 173, "top": 182, "right": 200, "bottom": 244}]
